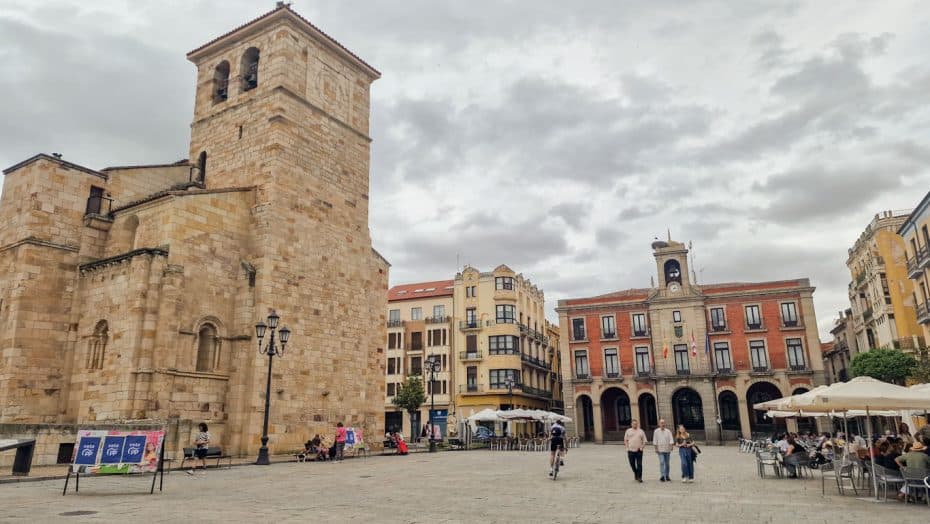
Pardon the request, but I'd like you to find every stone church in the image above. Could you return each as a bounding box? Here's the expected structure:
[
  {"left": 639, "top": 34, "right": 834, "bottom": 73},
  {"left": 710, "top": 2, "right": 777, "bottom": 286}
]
[{"left": 0, "top": 4, "right": 388, "bottom": 465}]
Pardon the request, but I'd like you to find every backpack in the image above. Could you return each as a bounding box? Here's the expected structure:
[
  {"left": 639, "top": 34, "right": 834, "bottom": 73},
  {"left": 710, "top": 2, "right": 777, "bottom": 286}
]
[{"left": 551, "top": 426, "right": 564, "bottom": 437}]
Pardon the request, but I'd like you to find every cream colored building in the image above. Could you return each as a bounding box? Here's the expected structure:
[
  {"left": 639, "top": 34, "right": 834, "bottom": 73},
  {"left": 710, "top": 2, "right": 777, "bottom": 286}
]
[
  {"left": 0, "top": 4, "right": 388, "bottom": 465},
  {"left": 846, "top": 210, "right": 923, "bottom": 352},
  {"left": 898, "top": 192, "right": 930, "bottom": 347},
  {"left": 384, "top": 281, "right": 454, "bottom": 440},
  {"left": 824, "top": 308, "right": 861, "bottom": 383},
  {"left": 453, "top": 265, "right": 562, "bottom": 429}
]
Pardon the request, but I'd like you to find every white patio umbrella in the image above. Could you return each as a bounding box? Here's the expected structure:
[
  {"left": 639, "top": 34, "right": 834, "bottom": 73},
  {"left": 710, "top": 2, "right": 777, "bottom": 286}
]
[
  {"left": 752, "top": 385, "right": 830, "bottom": 412},
  {"left": 467, "top": 408, "right": 504, "bottom": 422},
  {"left": 790, "top": 377, "right": 930, "bottom": 499}
]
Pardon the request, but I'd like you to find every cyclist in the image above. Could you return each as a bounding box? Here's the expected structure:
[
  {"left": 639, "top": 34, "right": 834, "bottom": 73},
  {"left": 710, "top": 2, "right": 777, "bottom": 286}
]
[{"left": 548, "top": 421, "right": 566, "bottom": 477}]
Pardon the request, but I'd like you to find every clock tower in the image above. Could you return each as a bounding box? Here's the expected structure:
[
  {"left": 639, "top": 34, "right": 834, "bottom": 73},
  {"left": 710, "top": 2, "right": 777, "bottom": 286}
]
[{"left": 651, "top": 238, "right": 692, "bottom": 296}]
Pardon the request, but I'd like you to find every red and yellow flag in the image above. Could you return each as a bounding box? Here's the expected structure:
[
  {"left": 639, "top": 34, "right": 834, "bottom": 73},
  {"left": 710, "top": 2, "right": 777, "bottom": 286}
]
[{"left": 662, "top": 338, "right": 669, "bottom": 359}]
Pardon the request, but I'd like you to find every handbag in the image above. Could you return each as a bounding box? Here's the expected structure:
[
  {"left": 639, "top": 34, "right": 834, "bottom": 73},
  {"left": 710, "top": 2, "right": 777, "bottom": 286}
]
[{"left": 693, "top": 444, "right": 702, "bottom": 454}]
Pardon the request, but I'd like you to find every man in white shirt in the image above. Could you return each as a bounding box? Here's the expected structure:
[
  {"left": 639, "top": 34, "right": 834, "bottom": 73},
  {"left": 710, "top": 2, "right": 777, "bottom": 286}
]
[
  {"left": 652, "top": 419, "right": 674, "bottom": 482},
  {"left": 624, "top": 419, "right": 647, "bottom": 483}
]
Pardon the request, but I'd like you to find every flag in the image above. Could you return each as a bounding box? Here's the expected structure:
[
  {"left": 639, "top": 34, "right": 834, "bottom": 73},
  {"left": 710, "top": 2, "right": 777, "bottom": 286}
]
[
  {"left": 690, "top": 331, "right": 697, "bottom": 356},
  {"left": 662, "top": 338, "right": 668, "bottom": 359}
]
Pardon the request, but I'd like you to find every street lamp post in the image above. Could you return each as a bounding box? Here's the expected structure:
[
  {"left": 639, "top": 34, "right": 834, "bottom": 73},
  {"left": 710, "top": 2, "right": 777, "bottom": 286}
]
[
  {"left": 254, "top": 310, "right": 291, "bottom": 465},
  {"left": 425, "top": 356, "right": 441, "bottom": 452},
  {"left": 505, "top": 376, "right": 515, "bottom": 437}
]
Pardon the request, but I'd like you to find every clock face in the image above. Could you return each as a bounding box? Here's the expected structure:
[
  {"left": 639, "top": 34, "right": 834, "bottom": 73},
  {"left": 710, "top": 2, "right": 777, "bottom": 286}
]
[{"left": 669, "top": 283, "right": 681, "bottom": 293}]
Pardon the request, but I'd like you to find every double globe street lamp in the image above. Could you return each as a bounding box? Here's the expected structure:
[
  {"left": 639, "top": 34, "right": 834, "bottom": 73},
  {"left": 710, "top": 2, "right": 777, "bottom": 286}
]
[
  {"left": 425, "top": 355, "right": 442, "bottom": 452},
  {"left": 254, "top": 310, "right": 290, "bottom": 465}
]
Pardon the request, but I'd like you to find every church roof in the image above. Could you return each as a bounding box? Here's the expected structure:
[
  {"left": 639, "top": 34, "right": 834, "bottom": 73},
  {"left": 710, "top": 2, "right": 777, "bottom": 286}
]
[
  {"left": 187, "top": 3, "right": 380, "bottom": 78},
  {"left": 3, "top": 153, "right": 107, "bottom": 179}
]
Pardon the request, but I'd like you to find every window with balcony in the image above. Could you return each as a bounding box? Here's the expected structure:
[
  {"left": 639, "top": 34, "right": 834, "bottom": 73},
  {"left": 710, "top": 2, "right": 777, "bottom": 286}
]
[
  {"left": 490, "top": 369, "right": 519, "bottom": 389},
  {"left": 410, "top": 332, "right": 423, "bottom": 351},
  {"left": 749, "top": 340, "right": 768, "bottom": 371},
  {"left": 710, "top": 307, "right": 726, "bottom": 331},
  {"left": 433, "top": 305, "right": 445, "bottom": 319},
  {"left": 632, "top": 313, "right": 648, "bottom": 337},
  {"left": 388, "top": 309, "right": 400, "bottom": 326},
  {"left": 786, "top": 338, "right": 805, "bottom": 370},
  {"left": 604, "top": 348, "right": 619, "bottom": 377},
  {"left": 713, "top": 342, "right": 732, "bottom": 372},
  {"left": 466, "top": 308, "right": 477, "bottom": 327},
  {"left": 601, "top": 316, "right": 617, "bottom": 339},
  {"left": 574, "top": 350, "right": 589, "bottom": 379},
  {"left": 672, "top": 310, "right": 682, "bottom": 323},
  {"left": 674, "top": 344, "right": 689, "bottom": 374},
  {"left": 745, "top": 305, "right": 762, "bottom": 329},
  {"left": 466, "top": 366, "right": 478, "bottom": 391},
  {"left": 496, "top": 304, "right": 516, "bottom": 324},
  {"left": 635, "top": 347, "right": 651, "bottom": 375},
  {"left": 780, "top": 302, "right": 798, "bottom": 327},
  {"left": 489, "top": 335, "right": 518, "bottom": 355},
  {"left": 495, "top": 276, "right": 514, "bottom": 290},
  {"left": 571, "top": 318, "right": 586, "bottom": 341},
  {"left": 411, "top": 307, "right": 423, "bottom": 320}
]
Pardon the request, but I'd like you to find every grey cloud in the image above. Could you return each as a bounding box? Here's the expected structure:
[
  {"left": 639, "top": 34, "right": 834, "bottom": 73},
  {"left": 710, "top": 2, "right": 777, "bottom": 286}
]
[{"left": 549, "top": 202, "right": 589, "bottom": 229}]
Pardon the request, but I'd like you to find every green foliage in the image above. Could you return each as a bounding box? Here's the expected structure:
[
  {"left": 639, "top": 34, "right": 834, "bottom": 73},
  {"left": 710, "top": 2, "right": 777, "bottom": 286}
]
[
  {"left": 391, "top": 376, "right": 426, "bottom": 414},
  {"left": 910, "top": 346, "right": 930, "bottom": 384},
  {"left": 849, "top": 349, "right": 917, "bottom": 385}
]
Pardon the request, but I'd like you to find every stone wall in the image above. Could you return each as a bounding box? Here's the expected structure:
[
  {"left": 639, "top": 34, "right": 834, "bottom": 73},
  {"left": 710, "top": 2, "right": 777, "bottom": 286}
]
[{"left": 105, "top": 164, "right": 192, "bottom": 207}]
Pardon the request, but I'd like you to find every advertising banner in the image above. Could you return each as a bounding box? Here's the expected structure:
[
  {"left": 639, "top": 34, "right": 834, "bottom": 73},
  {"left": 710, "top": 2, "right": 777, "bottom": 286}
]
[{"left": 71, "top": 429, "right": 165, "bottom": 475}]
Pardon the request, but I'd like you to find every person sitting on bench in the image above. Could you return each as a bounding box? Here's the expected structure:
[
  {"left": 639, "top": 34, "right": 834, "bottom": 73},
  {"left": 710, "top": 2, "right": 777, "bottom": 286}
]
[{"left": 187, "top": 422, "right": 210, "bottom": 475}]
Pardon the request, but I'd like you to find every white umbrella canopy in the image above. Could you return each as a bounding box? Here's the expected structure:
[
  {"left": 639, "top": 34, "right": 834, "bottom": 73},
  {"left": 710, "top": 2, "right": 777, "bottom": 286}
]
[
  {"left": 498, "top": 409, "right": 538, "bottom": 420},
  {"left": 545, "top": 412, "right": 572, "bottom": 423},
  {"left": 467, "top": 408, "right": 504, "bottom": 422},
  {"left": 792, "top": 377, "right": 930, "bottom": 412},
  {"left": 752, "top": 385, "right": 830, "bottom": 412}
]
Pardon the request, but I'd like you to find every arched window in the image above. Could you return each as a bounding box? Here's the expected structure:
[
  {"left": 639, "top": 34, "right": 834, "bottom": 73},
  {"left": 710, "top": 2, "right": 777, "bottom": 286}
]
[
  {"left": 196, "top": 324, "right": 218, "bottom": 372},
  {"left": 718, "top": 391, "right": 740, "bottom": 431},
  {"left": 87, "top": 320, "right": 108, "bottom": 370},
  {"left": 124, "top": 215, "right": 139, "bottom": 251},
  {"left": 240, "top": 47, "right": 260, "bottom": 92},
  {"left": 664, "top": 259, "right": 682, "bottom": 286},
  {"left": 212, "top": 61, "right": 230, "bottom": 103}
]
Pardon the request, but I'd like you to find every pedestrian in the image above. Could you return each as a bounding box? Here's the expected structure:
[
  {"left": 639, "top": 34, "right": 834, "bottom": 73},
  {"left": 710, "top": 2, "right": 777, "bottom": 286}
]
[
  {"left": 675, "top": 424, "right": 695, "bottom": 482},
  {"left": 652, "top": 419, "right": 674, "bottom": 482},
  {"left": 187, "top": 422, "right": 210, "bottom": 475},
  {"left": 335, "top": 422, "right": 347, "bottom": 461},
  {"left": 623, "top": 419, "right": 647, "bottom": 483}
]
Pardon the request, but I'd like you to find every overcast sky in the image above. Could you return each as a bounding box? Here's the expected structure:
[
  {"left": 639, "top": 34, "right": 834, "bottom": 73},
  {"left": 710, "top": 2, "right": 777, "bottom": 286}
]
[{"left": 2, "top": 1, "right": 929, "bottom": 338}]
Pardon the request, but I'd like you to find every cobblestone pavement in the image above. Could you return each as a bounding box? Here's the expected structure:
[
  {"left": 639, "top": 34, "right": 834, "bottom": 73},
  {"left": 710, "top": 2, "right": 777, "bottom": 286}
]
[{"left": 2, "top": 445, "right": 928, "bottom": 523}]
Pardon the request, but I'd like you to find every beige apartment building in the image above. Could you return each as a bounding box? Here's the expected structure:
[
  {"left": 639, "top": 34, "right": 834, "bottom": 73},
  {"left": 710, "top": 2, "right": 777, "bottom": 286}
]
[
  {"left": 384, "top": 281, "right": 454, "bottom": 439},
  {"left": 846, "top": 211, "right": 923, "bottom": 352},
  {"left": 453, "top": 265, "right": 562, "bottom": 426},
  {"left": 898, "top": 191, "right": 930, "bottom": 347},
  {"left": 0, "top": 4, "right": 389, "bottom": 465},
  {"left": 823, "top": 308, "right": 861, "bottom": 383}
]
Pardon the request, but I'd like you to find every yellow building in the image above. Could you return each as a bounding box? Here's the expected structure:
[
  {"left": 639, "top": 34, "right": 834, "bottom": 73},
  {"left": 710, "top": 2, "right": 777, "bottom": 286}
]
[
  {"left": 384, "top": 281, "right": 454, "bottom": 440},
  {"left": 846, "top": 210, "right": 923, "bottom": 352},
  {"left": 452, "top": 265, "right": 561, "bottom": 432},
  {"left": 898, "top": 193, "right": 930, "bottom": 348}
]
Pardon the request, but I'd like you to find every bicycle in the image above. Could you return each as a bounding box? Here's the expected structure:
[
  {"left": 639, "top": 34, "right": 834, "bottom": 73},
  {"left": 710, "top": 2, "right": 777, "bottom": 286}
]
[{"left": 552, "top": 450, "right": 561, "bottom": 480}]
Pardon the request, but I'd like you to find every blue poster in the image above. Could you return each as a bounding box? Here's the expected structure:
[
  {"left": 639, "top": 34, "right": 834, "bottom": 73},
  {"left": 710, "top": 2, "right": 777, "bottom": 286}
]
[
  {"left": 75, "top": 437, "right": 101, "bottom": 465},
  {"left": 346, "top": 429, "right": 356, "bottom": 446},
  {"left": 121, "top": 435, "right": 147, "bottom": 464},
  {"left": 100, "top": 436, "right": 125, "bottom": 464}
]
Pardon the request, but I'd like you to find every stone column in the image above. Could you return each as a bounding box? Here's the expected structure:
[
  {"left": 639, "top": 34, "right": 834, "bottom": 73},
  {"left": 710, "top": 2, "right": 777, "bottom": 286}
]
[
  {"left": 737, "top": 396, "right": 752, "bottom": 440},
  {"left": 592, "top": 402, "right": 604, "bottom": 443}
]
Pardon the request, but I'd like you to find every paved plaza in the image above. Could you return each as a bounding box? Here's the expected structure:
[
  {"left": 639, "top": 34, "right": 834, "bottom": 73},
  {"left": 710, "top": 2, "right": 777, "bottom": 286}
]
[{"left": 2, "top": 445, "right": 928, "bottom": 523}]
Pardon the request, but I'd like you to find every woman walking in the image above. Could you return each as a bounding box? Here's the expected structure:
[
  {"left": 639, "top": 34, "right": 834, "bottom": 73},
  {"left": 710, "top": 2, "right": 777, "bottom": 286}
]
[{"left": 675, "top": 424, "right": 695, "bottom": 483}]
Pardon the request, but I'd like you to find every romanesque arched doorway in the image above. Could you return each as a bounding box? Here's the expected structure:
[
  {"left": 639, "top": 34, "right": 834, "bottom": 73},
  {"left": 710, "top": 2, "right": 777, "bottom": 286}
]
[
  {"left": 671, "top": 388, "right": 704, "bottom": 435},
  {"left": 576, "top": 395, "right": 595, "bottom": 441},
  {"left": 638, "top": 393, "right": 658, "bottom": 433},
  {"left": 601, "top": 388, "right": 632, "bottom": 441},
  {"left": 747, "top": 381, "right": 784, "bottom": 437}
]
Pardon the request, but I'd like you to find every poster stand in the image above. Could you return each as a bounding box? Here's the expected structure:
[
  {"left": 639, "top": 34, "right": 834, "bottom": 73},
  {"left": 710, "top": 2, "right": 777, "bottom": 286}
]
[{"left": 62, "top": 429, "right": 166, "bottom": 496}]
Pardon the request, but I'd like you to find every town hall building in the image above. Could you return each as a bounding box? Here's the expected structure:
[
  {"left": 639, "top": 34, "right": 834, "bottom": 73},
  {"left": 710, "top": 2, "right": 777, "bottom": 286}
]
[{"left": 0, "top": 4, "right": 388, "bottom": 465}]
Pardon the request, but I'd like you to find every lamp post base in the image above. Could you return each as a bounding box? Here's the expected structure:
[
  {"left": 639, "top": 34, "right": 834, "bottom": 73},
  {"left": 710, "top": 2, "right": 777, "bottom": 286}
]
[{"left": 256, "top": 436, "right": 270, "bottom": 465}]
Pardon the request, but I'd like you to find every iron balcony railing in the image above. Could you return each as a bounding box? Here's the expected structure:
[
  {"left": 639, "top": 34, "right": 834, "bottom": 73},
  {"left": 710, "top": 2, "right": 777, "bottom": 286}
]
[
  {"left": 602, "top": 332, "right": 617, "bottom": 340},
  {"left": 85, "top": 195, "right": 113, "bottom": 216},
  {"left": 459, "top": 320, "right": 488, "bottom": 330},
  {"left": 632, "top": 329, "right": 649, "bottom": 337},
  {"left": 636, "top": 370, "right": 652, "bottom": 377},
  {"left": 459, "top": 384, "right": 484, "bottom": 393},
  {"left": 386, "top": 319, "right": 404, "bottom": 328},
  {"left": 676, "top": 369, "right": 690, "bottom": 376},
  {"left": 746, "top": 323, "right": 762, "bottom": 330},
  {"left": 459, "top": 351, "right": 483, "bottom": 360},
  {"left": 521, "top": 385, "right": 552, "bottom": 398},
  {"left": 521, "top": 353, "right": 548, "bottom": 369},
  {"left": 789, "top": 364, "right": 807, "bottom": 372},
  {"left": 605, "top": 372, "right": 621, "bottom": 379},
  {"left": 574, "top": 373, "right": 591, "bottom": 380},
  {"left": 752, "top": 366, "right": 770, "bottom": 373},
  {"left": 426, "top": 316, "right": 450, "bottom": 324},
  {"left": 782, "top": 319, "right": 799, "bottom": 328},
  {"left": 710, "top": 324, "right": 727, "bottom": 332}
]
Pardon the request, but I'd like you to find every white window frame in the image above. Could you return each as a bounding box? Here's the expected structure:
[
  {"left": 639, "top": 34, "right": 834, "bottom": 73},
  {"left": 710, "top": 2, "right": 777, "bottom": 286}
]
[
  {"left": 601, "top": 315, "right": 617, "bottom": 339},
  {"left": 570, "top": 317, "right": 587, "bottom": 341},
  {"left": 604, "top": 348, "right": 620, "bottom": 377}
]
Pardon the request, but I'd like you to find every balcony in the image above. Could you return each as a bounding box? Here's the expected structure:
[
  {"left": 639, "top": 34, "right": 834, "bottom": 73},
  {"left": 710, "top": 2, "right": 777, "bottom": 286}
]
[
  {"left": 387, "top": 320, "right": 404, "bottom": 328},
  {"left": 862, "top": 308, "right": 873, "bottom": 321},
  {"left": 521, "top": 353, "right": 548, "bottom": 369},
  {"left": 604, "top": 372, "right": 622, "bottom": 381},
  {"left": 459, "top": 320, "right": 487, "bottom": 332},
  {"left": 907, "top": 245, "right": 930, "bottom": 278},
  {"left": 632, "top": 330, "right": 649, "bottom": 338},
  {"left": 746, "top": 323, "right": 763, "bottom": 331},
  {"left": 459, "top": 351, "right": 483, "bottom": 361},
  {"left": 710, "top": 324, "right": 728, "bottom": 333},
  {"left": 573, "top": 373, "right": 592, "bottom": 382},
  {"left": 918, "top": 301, "right": 930, "bottom": 325},
  {"left": 488, "top": 349, "right": 519, "bottom": 356},
  {"left": 426, "top": 316, "right": 450, "bottom": 324},
  {"left": 521, "top": 385, "right": 552, "bottom": 399},
  {"left": 601, "top": 332, "right": 617, "bottom": 340},
  {"left": 85, "top": 194, "right": 113, "bottom": 217},
  {"left": 635, "top": 370, "right": 653, "bottom": 378},
  {"left": 789, "top": 364, "right": 807, "bottom": 372},
  {"left": 459, "top": 384, "right": 484, "bottom": 393},
  {"left": 782, "top": 319, "right": 799, "bottom": 328},
  {"left": 715, "top": 368, "right": 735, "bottom": 376},
  {"left": 751, "top": 366, "right": 771, "bottom": 375},
  {"left": 676, "top": 369, "right": 690, "bottom": 376}
]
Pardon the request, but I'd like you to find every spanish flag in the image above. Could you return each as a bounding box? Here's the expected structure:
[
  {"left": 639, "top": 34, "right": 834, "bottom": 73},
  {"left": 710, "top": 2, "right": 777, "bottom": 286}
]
[{"left": 662, "top": 338, "right": 669, "bottom": 359}]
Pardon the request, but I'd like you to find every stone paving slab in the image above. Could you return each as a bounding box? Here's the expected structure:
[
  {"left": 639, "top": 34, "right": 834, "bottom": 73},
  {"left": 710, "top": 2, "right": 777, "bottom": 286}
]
[{"left": 1, "top": 446, "right": 928, "bottom": 523}]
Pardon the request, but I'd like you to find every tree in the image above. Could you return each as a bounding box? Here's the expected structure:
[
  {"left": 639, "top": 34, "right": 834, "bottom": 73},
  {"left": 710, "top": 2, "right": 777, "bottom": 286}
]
[
  {"left": 392, "top": 376, "right": 426, "bottom": 433},
  {"left": 910, "top": 346, "right": 930, "bottom": 384},
  {"left": 849, "top": 349, "right": 917, "bottom": 385}
]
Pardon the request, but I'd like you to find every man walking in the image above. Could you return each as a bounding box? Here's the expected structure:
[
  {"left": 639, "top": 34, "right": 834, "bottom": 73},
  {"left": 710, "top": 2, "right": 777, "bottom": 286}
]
[
  {"left": 652, "top": 419, "right": 674, "bottom": 482},
  {"left": 624, "top": 419, "right": 647, "bottom": 482}
]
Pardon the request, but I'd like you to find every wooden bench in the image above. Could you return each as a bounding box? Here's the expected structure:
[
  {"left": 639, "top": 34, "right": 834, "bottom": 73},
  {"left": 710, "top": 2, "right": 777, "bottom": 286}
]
[{"left": 179, "top": 446, "right": 232, "bottom": 470}]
